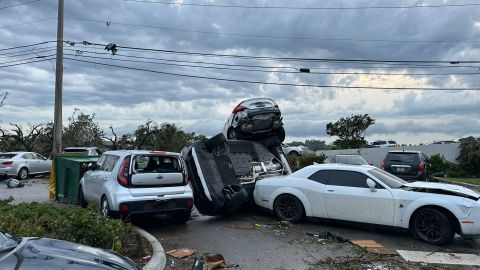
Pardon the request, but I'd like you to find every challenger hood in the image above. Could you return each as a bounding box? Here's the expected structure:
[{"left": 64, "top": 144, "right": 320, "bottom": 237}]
[
  {"left": 2, "top": 237, "right": 140, "bottom": 270},
  {"left": 404, "top": 182, "right": 480, "bottom": 200}
]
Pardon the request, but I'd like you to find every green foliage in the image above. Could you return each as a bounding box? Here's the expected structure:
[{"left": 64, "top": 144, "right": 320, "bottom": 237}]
[
  {"left": 326, "top": 114, "right": 375, "bottom": 149},
  {"left": 63, "top": 109, "right": 105, "bottom": 148},
  {"left": 0, "top": 202, "right": 128, "bottom": 252},
  {"left": 429, "top": 154, "right": 451, "bottom": 173},
  {"left": 288, "top": 139, "right": 329, "bottom": 151},
  {"left": 457, "top": 136, "right": 480, "bottom": 177},
  {"left": 288, "top": 154, "right": 326, "bottom": 172}
]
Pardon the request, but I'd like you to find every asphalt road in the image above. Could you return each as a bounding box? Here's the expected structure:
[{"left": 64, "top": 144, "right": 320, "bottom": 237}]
[
  {"left": 134, "top": 208, "right": 480, "bottom": 270},
  {"left": 0, "top": 176, "right": 50, "bottom": 203}
]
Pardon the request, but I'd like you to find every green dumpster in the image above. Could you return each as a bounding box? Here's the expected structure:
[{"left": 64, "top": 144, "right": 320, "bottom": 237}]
[{"left": 54, "top": 155, "right": 99, "bottom": 204}]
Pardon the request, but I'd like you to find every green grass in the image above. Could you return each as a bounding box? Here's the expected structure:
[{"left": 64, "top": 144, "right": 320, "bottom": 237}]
[{"left": 445, "top": 177, "right": 480, "bottom": 186}]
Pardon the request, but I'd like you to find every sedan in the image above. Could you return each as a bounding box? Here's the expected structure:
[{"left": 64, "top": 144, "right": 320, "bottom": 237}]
[
  {"left": 0, "top": 152, "right": 51, "bottom": 180},
  {"left": 0, "top": 231, "right": 140, "bottom": 269},
  {"left": 254, "top": 164, "right": 480, "bottom": 245}
]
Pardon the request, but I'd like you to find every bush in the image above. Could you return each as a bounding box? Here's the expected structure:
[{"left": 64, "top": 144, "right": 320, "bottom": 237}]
[
  {"left": 0, "top": 200, "right": 128, "bottom": 252},
  {"left": 429, "top": 154, "right": 451, "bottom": 173},
  {"left": 288, "top": 154, "right": 326, "bottom": 172},
  {"left": 457, "top": 136, "right": 480, "bottom": 177}
]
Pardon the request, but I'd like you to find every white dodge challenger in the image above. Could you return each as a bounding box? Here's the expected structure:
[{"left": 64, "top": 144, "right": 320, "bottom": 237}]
[{"left": 254, "top": 164, "right": 480, "bottom": 245}]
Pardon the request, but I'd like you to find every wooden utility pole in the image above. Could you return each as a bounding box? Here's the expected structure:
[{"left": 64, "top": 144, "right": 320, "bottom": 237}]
[{"left": 52, "top": 0, "right": 64, "bottom": 154}]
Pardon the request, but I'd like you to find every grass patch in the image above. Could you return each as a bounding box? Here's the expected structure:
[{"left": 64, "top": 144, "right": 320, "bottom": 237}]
[{"left": 445, "top": 177, "right": 480, "bottom": 186}]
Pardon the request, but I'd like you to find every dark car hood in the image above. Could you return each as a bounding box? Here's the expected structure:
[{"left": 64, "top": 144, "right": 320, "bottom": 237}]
[{"left": 0, "top": 237, "right": 139, "bottom": 270}]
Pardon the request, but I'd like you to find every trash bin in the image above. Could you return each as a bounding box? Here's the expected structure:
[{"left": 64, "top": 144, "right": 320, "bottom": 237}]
[{"left": 54, "top": 155, "right": 99, "bottom": 204}]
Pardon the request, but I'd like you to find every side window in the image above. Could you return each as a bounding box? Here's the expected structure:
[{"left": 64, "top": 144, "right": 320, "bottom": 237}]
[
  {"left": 22, "top": 153, "right": 35, "bottom": 159},
  {"left": 308, "top": 170, "right": 330, "bottom": 184},
  {"left": 103, "top": 156, "right": 119, "bottom": 172},
  {"left": 328, "top": 170, "right": 369, "bottom": 188},
  {"left": 95, "top": 155, "right": 107, "bottom": 170},
  {"left": 35, "top": 154, "right": 47, "bottom": 160}
]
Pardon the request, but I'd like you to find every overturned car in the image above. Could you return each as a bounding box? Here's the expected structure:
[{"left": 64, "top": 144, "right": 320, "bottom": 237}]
[{"left": 182, "top": 133, "right": 291, "bottom": 216}]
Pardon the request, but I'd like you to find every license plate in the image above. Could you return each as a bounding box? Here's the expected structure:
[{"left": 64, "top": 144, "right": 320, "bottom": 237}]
[{"left": 397, "top": 167, "right": 405, "bottom": 172}]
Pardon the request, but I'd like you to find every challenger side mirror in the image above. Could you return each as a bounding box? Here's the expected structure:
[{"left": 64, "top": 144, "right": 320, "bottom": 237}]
[{"left": 366, "top": 178, "right": 377, "bottom": 192}]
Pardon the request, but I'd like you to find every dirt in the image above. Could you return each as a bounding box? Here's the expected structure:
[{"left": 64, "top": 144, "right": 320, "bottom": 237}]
[{"left": 120, "top": 228, "right": 153, "bottom": 267}]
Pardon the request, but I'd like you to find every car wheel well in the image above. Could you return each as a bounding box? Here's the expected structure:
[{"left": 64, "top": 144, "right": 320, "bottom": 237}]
[
  {"left": 273, "top": 193, "right": 306, "bottom": 219},
  {"left": 409, "top": 205, "right": 460, "bottom": 234}
]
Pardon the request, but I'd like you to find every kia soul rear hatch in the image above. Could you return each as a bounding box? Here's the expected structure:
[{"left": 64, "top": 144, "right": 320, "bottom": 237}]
[
  {"left": 128, "top": 154, "right": 186, "bottom": 197},
  {"left": 384, "top": 152, "right": 420, "bottom": 177}
]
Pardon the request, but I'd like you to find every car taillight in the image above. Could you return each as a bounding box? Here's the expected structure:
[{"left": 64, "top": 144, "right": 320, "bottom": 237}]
[
  {"left": 232, "top": 103, "right": 246, "bottom": 113},
  {"left": 1, "top": 161, "right": 13, "bottom": 166},
  {"left": 120, "top": 203, "right": 129, "bottom": 212},
  {"left": 186, "top": 199, "right": 193, "bottom": 208},
  {"left": 183, "top": 174, "right": 189, "bottom": 185},
  {"left": 418, "top": 162, "right": 425, "bottom": 172},
  {"left": 117, "top": 156, "right": 131, "bottom": 187},
  {"left": 380, "top": 161, "right": 385, "bottom": 170}
]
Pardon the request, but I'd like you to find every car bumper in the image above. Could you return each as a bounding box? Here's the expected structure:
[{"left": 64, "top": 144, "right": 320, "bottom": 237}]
[
  {"left": 0, "top": 167, "right": 16, "bottom": 176},
  {"left": 119, "top": 197, "right": 193, "bottom": 216},
  {"left": 459, "top": 207, "right": 480, "bottom": 238}
]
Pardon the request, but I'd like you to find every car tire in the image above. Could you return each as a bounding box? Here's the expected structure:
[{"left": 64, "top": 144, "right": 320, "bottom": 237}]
[
  {"left": 101, "top": 196, "right": 111, "bottom": 218},
  {"left": 17, "top": 167, "right": 28, "bottom": 180},
  {"left": 275, "top": 126, "right": 286, "bottom": 142},
  {"left": 171, "top": 210, "right": 192, "bottom": 224},
  {"left": 273, "top": 194, "right": 304, "bottom": 223},
  {"left": 411, "top": 208, "right": 454, "bottom": 245},
  {"left": 204, "top": 133, "right": 227, "bottom": 152},
  {"left": 78, "top": 186, "right": 87, "bottom": 208}
]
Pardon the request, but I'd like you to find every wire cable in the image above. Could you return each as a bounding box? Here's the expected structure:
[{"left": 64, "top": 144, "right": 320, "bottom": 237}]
[
  {"left": 0, "top": 57, "right": 55, "bottom": 68},
  {"left": 0, "top": 46, "right": 56, "bottom": 57},
  {"left": 118, "top": 0, "right": 480, "bottom": 10},
  {"left": 0, "top": 41, "right": 55, "bottom": 52},
  {"left": 65, "top": 57, "right": 480, "bottom": 90},
  {"left": 0, "top": 0, "right": 40, "bottom": 10},
  {"left": 0, "top": 54, "right": 55, "bottom": 65},
  {"left": 0, "top": 17, "right": 55, "bottom": 28}
]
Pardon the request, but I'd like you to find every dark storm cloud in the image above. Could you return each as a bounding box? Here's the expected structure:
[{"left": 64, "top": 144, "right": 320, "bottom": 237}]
[{"left": 0, "top": 0, "right": 479, "bottom": 142}]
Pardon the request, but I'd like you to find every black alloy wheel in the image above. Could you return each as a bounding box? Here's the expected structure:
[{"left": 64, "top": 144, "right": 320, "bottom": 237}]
[
  {"left": 273, "top": 194, "right": 304, "bottom": 223},
  {"left": 412, "top": 208, "right": 454, "bottom": 245}
]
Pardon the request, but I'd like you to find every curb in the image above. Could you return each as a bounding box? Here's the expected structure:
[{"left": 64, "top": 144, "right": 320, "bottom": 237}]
[
  {"left": 132, "top": 225, "right": 166, "bottom": 270},
  {"left": 434, "top": 177, "right": 480, "bottom": 191}
]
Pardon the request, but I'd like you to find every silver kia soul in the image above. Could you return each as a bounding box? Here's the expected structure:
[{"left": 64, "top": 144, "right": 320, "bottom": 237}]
[{"left": 79, "top": 150, "right": 194, "bottom": 222}]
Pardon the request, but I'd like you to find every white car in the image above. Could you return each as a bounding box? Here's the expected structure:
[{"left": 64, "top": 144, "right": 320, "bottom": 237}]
[
  {"left": 79, "top": 150, "right": 194, "bottom": 222},
  {"left": 281, "top": 143, "right": 303, "bottom": 157},
  {"left": 371, "top": 140, "right": 397, "bottom": 148},
  {"left": 254, "top": 164, "right": 480, "bottom": 245}
]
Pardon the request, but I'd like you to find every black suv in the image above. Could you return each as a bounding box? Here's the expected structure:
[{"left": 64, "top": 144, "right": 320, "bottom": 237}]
[{"left": 381, "top": 150, "right": 431, "bottom": 181}]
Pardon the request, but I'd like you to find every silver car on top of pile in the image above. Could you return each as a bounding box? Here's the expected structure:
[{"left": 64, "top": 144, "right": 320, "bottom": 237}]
[{"left": 0, "top": 152, "right": 51, "bottom": 180}]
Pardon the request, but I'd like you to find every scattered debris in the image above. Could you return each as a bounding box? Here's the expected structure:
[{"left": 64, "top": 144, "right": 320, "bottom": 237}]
[
  {"left": 191, "top": 257, "right": 203, "bottom": 270},
  {"left": 166, "top": 248, "right": 197, "bottom": 258},
  {"left": 397, "top": 250, "right": 480, "bottom": 266},
  {"left": 351, "top": 240, "right": 397, "bottom": 255},
  {"left": 169, "top": 258, "right": 177, "bottom": 269},
  {"left": 229, "top": 223, "right": 255, "bottom": 230},
  {"left": 306, "top": 231, "right": 349, "bottom": 243},
  {"left": 204, "top": 254, "right": 228, "bottom": 270},
  {"left": 4, "top": 178, "right": 24, "bottom": 188},
  {"left": 254, "top": 223, "right": 268, "bottom": 229}
]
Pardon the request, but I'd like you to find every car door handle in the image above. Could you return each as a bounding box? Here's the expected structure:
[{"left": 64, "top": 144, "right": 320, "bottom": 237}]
[
  {"left": 327, "top": 189, "right": 335, "bottom": 192},
  {"left": 156, "top": 175, "right": 164, "bottom": 180}
]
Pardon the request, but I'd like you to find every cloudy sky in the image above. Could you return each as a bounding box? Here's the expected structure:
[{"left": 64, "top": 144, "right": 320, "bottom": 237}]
[{"left": 0, "top": 0, "right": 479, "bottom": 145}]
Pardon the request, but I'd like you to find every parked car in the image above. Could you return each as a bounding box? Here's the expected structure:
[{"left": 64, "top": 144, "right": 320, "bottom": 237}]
[
  {"left": 371, "top": 140, "right": 397, "bottom": 148},
  {"left": 0, "top": 231, "right": 140, "bottom": 269},
  {"left": 325, "top": 154, "right": 369, "bottom": 165},
  {"left": 63, "top": 147, "right": 102, "bottom": 156},
  {"left": 381, "top": 150, "right": 431, "bottom": 181},
  {"left": 254, "top": 164, "right": 480, "bottom": 245},
  {"left": 222, "top": 98, "right": 285, "bottom": 142},
  {"left": 281, "top": 143, "right": 303, "bottom": 157},
  {"left": 0, "top": 152, "right": 51, "bottom": 180},
  {"left": 79, "top": 150, "right": 193, "bottom": 222},
  {"left": 181, "top": 133, "right": 289, "bottom": 216}
]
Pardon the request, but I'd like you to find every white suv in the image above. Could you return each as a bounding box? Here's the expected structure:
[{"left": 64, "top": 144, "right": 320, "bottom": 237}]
[
  {"left": 79, "top": 150, "right": 193, "bottom": 222},
  {"left": 281, "top": 143, "right": 304, "bottom": 156}
]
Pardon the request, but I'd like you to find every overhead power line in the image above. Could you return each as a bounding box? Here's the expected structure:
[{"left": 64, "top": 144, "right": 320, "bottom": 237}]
[
  {"left": 0, "top": 0, "right": 40, "bottom": 10},
  {"left": 0, "top": 57, "right": 55, "bottom": 69},
  {"left": 65, "top": 50, "right": 480, "bottom": 76},
  {"left": 0, "top": 46, "right": 56, "bottom": 57},
  {"left": 83, "top": 41, "right": 480, "bottom": 64},
  {"left": 65, "top": 17, "right": 479, "bottom": 44},
  {"left": 65, "top": 57, "right": 480, "bottom": 91},
  {"left": 0, "top": 54, "right": 55, "bottom": 65},
  {"left": 0, "top": 41, "right": 55, "bottom": 52},
  {"left": 0, "top": 17, "right": 55, "bottom": 28},
  {"left": 119, "top": 0, "right": 480, "bottom": 10}
]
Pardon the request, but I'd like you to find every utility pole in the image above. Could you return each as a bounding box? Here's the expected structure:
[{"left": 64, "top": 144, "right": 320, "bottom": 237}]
[{"left": 52, "top": 0, "right": 64, "bottom": 154}]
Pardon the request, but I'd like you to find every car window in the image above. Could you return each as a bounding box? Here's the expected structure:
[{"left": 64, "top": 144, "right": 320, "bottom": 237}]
[
  {"left": 388, "top": 141, "right": 396, "bottom": 144},
  {"left": 0, "top": 154, "right": 16, "bottom": 159},
  {"left": 95, "top": 155, "right": 107, "bottom": 170},
  {"left": 373, "top": 141, "right": 386, "bottom": 145},
  {"left": 327, "top": 170, "right": 370, "bottom": 188},
  {"left": 133, "top": 155, "right": 182, "bottom": 173},
  {"left": 102, "top": 155, "right": 119, "bottom": 172},
  {"left": 308, "top": 170, "right": 329, "bottom": 184},
  {"left": 368, "top": 168, "right": 407, "bottom": 188},
  {"left": 385, "top": 153, "right": 420, "bottom": 163},
  {"left": 337, "top": 156, "right": 368, "bottom": 165},
  {"left": 34, "top": 154, "right": 46, "bottom": 160},
  {"left": 22, "top": 153, "right": 35, "bottom": 159}
]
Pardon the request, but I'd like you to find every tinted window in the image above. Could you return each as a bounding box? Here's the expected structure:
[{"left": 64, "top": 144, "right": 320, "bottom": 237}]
[
  {"left": 95, "top": 155, "right": 107, "bottom": 170},
  {"left": 0, "top": 154, "right": 16, "bottom": 159},
  {"left": 388, "top": 141, "right": 397, "bottom": 144},
  {"left": 336, "top": 156, "right": 368, "bottom": 165},
  {"left": 102, "top": 155, "right": 119, "bottom": 172},
  {"left": 385, "top": 153, "right": 420, "bottom": 163},
  {"left": 373, "top": 141, "right": 386, "bottom": 145},
  {"left": 328, "top": 170, "right": 369, "bottom": 188},
  {"left": 308, "top": 170, "right": 329, "bottom": 184},
  {"left": 22, "top": 153, "right": 35, "bottom": 159},
  {"left": 133, "top": 155, "right": 182, "bottom": 173},
  {"left": 35, "top": 154, "right": 47, "bottom": 160},
  {"left": 368, "top": 168, "right": 407, "bottom": 188}
]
